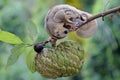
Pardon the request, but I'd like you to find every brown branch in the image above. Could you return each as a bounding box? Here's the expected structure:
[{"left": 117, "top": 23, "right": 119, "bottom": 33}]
[{"left": 75, "top": 6, "right": 120, "bottom": 30}]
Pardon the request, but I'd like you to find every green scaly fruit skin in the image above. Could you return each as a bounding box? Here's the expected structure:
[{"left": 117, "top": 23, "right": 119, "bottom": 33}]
[{"left": 35, "top": 41, "right": 85, "bottom": 78}]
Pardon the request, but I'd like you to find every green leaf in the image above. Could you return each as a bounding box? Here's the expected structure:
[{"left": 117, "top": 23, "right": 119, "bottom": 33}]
[
  {"left": 25, "top": 21, "right": 38, "bottom": 43},
  {"left": 6, "top": 44, "right": 26, "bottom": 68},
  {"left": 0, "top": 29, "right": 23, "bottom": 44},
  {"left": 25, "top": 49, "right": 37, "bottom": 73}
]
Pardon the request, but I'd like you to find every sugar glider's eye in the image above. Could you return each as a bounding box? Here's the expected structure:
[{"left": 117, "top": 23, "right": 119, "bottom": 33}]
[{"left": 64, "top": 30, "right": 68, "bottom": 34}]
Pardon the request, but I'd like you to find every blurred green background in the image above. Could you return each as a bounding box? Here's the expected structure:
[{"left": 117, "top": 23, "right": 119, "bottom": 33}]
[{"left": 0, "top": 0, "right": 120, "bottom": 80}]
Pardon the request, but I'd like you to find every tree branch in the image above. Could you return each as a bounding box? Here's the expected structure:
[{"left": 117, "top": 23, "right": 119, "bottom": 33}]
[{"left": 75, "top": 6, "right": 120, "bottom": 30}]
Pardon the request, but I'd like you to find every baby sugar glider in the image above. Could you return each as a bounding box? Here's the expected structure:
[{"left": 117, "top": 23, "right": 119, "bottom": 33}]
[{"left": 45, "top": 4, "right": 98, "bottom": 39}]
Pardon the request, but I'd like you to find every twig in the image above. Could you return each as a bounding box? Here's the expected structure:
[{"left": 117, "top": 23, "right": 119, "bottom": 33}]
[{"left": 75, "top": 6, "right": 120, "bottom": 30}]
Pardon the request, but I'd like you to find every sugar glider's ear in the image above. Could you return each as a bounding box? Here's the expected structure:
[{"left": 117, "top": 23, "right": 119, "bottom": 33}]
[{"left": 75, "top": 12, "right": 98, "bottom": 38}]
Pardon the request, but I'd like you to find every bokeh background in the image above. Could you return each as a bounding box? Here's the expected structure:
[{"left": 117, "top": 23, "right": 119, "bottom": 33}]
[{"left": 0, "top": 0, "right": 120, "bottom": 80}]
